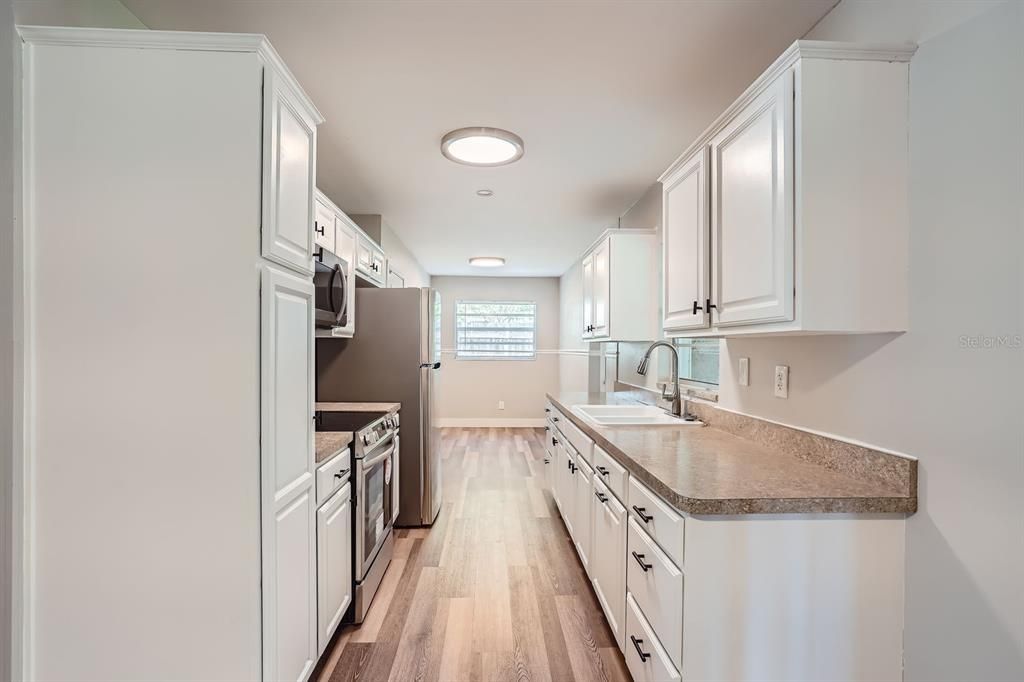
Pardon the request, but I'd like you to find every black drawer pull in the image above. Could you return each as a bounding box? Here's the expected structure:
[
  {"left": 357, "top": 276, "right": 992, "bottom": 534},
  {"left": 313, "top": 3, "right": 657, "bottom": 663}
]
[
  {"left": 631, "top": 551, "right": 652, "bottom": 572},
  {"left": 552, "top": 438, "right": 558, "bottom": 445},
  {"left": 594, "top": 491, "right": 608, "bottom": 503},
  {"left": 544, "top": 408, "right": 551, "bottom": 413},
  {"left": 543, "top": 458, "right": 550, "bottom": 464},
  {"left": 552, "top": 417, "right": 559, "bottom": 422},
  {"left": 632, "top": 505, "right": 654, "bottom": 523},
  {"left": 595, "top": 465, "right": 609, "bottom": 476},
  {"left": 630, "top": 635, "right": 651, "bottom": 662},
  {"left": 333, "top": 472, "right": 345, "bottom": 480}
]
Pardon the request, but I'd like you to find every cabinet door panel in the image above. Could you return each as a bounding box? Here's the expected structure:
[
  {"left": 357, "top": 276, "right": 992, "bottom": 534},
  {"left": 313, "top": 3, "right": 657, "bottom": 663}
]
[
  {"left": 314, "top": 200, "right": 335, "bottom": 254},
  {"left": 574, "top": 457, "right": 593, "bottom": 571},
  {"left": 591, "top": 478, "right": 627, "bottom": 650},
  {"left": 261, "top": 265, "right": 316, "bottom": 682},
  {"left": 710, "top": 70, "right": 794, "bottom": 326},
  {"left": 317, "top": 485, "right": 352, "bottom": 653},
  {"left": 262, "top": 70, "right": 317, "bottom": 275},
  {"left": 591, "top": 238, "right": 610, "bottom": 337},
  {"left": 663, "top": 148, "right": 710, "bottom": 331},
  {"left": 581, "top": 253, "right": 595, "bottom": 338}
]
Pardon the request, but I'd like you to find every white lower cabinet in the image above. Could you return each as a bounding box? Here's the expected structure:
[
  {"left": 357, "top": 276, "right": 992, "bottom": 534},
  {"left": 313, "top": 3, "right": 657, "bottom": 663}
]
[
  {"left": 316, "top": 483, "right": 352, "bottom": 653},
  {"left": 627, "top": 517, "right": 684, "bottom": 672},
  {"left": 590, "top": 477, "right": 627, "bottom": 651},
  {"left": 572, "top": 455, "right": 594, "bottom": 571},
  {"left": 625, "top": 593, "right": 682, "bottom": 682},
  {"left": 261, "top": 265, "right": 317, "bottom": 682}
]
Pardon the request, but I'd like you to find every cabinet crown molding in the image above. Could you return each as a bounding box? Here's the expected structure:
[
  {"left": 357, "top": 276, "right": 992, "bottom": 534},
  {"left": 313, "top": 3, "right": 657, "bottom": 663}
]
[
  {"left": 17, "top": 25, "right": 324, "bottom": 124},
  {"left": 658, "top": 39, "right": 917, "bottom": 183}
]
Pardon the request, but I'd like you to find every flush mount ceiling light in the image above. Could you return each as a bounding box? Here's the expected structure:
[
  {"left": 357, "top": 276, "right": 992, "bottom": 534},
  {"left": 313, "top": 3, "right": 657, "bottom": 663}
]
[
  {"left": 476, "top": 189, "right": 494, "bottom": 197},
  {"left": 469, "top": 256, "right": 506, "bottom": 268},
  {"left": 441, "top": 127, "right": 524, "bottom": 166}
]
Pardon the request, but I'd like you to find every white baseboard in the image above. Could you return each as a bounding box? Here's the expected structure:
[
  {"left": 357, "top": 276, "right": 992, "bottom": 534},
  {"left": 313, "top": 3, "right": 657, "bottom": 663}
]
[{"left": 437, "top": 418, "right": 546, "bottom": 428}]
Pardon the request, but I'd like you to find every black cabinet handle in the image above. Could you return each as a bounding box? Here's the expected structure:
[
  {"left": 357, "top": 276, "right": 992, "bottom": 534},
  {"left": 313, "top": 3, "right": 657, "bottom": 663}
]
[
  {"left": 632, "top": 505, "right": 654, "bottom": 523},
  {"left": 595, "top": 491, "right": 608, "bottom": 504},
  {"left": 553, "top": 417, "right": 559, "bottom": 422},
  {"left": 706, "top": 298, "right": 717, "bottom": 313},
  {"left": 692, "top": 300, "right": 703, "bottom": 315},
  {"left": 544, "top": 426, "right": 549, "bottom": 431},
  {"left": 568, "top": 462, "right": 576, "bottom": 474},
  {"left": 334, "top": 472, "right": 345, "bottom": 479},
  {"left": 630, "top": 635, "right": 651, "bottom": 662},
  {"left": 544, "top": 408, "right": 551, "bottom": 413},
  {"left": 631, "top": 551, "right": 652, "bottom": 572},
  {"left": 543, "top": 458, "right": 550, "bottom": 464},
  {"left": 595, "top": 465, "right": 609, "bottom": 476},
  {"left": 315, "top": 221, "right": 325, "bottom": 236},
  {"left": 552, "top": 437, "right": 559, "bottom": 445}
]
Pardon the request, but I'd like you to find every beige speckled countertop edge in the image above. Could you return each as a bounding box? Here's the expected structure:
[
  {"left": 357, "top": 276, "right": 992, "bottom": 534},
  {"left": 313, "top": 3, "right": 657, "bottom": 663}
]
[
  {"left": 315, "top": 432, "right": 353, "bottom": 464},
  {"left": 547, "top": 392, "right": 916, "bottom": 516}
]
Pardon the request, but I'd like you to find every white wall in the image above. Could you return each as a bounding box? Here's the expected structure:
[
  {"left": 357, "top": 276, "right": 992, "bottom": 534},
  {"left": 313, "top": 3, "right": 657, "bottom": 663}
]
[
  {"left": 716, "top": 2, "right": 1023, "bottom": 679},
  {"left": 380, "top": 219, "right": 430, "bottom": 288},
  {"left": 433, "top": 276, "right": 559, "bottom": 425},
  {"left": 13, "top": 0, "right": 144, "bottom": 27},
  {"left": 1, "top": 1, "right": 15, "bottom": 676}
]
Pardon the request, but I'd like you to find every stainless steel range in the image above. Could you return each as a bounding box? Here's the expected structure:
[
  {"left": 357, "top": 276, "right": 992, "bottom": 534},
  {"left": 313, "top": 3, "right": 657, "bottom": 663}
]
[{"left": 316, "top": 409, "right": 399, "bottom": 624}]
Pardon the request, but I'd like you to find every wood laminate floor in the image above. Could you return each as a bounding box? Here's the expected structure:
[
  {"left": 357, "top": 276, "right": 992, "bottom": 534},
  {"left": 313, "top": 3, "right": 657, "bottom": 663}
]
[{"left": 315, "top": 427, "right": 630, "bottom": 682}]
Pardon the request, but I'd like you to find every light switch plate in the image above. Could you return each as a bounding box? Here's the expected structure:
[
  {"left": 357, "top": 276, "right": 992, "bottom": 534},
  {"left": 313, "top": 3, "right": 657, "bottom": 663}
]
[
  {"left": 498, "top": 400, "right": 505, "bottom": 410},
  {"left": 738, "top": 357, "right": 749, "bottom": 386},
  {"left": 774, "top": 365, "right": 789, "bottom": 398}
]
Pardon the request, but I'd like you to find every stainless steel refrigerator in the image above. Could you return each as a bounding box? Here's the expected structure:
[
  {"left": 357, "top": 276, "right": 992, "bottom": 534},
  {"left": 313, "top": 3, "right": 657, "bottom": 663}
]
[{"left": 316, "top": 287, "right": 442, "bottom": 526}]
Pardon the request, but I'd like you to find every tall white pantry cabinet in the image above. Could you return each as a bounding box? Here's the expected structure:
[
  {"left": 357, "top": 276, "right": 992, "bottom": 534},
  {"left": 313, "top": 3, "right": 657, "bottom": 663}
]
[{"left": 18, "top": 27, "right": 323, "bottom": 681}]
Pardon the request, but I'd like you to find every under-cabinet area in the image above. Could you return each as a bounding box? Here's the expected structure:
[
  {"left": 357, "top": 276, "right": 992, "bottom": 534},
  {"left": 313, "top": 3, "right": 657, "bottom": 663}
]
[{"left": 8, "top": 2, "right": 1020, "bottom": 682}]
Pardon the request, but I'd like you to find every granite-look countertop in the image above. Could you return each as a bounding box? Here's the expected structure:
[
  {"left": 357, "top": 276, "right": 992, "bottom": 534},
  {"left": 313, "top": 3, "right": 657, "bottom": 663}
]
[
  {"left": 315, "top": 402, "right": 400, "bottom": 414},
  {"left": 547, "top": 392, "right": 916, "bottom": 515},
  {"left": 315, "top": 431, "right": 353, "bottom": 464}
]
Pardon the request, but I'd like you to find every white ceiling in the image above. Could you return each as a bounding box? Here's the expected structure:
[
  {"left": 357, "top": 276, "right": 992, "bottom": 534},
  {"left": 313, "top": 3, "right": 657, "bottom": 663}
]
[{"left": 122, "top": 0, "right": 837, "bottom": 276}]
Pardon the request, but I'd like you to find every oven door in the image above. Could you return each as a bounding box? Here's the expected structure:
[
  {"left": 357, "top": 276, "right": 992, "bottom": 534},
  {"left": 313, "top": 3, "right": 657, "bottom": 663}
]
[{"left": 355, "top": 435, "right": 394, "bottom": 579}]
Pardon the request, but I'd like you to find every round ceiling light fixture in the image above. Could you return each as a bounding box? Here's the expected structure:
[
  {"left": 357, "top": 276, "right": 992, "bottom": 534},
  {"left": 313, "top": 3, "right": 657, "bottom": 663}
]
[
  {"left": 441, "top": 127, "right": 524, "bottom": 166},
  {"left": 469, "top": 256, "right": 506, "bottom": 268},
  {"left": 476, "top": 189, "right": 494, "bottom": 197}
]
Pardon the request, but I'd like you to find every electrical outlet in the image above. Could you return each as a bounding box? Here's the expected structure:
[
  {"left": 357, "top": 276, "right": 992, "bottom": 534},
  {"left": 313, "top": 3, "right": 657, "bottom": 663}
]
[
  {"left": 774, "top": 365, "right": 789, "bottom": 398},
  {"left": 738, "top": 357, "right": 749, "bottom": 386},
  {"left": 498, "top": 400, "right": 505, "bottom": 410}
]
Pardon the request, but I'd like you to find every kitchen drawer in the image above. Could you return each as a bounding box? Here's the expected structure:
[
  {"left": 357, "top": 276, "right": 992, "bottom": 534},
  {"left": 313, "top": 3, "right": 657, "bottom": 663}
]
[
  {"left": 592, "top": 444, "right": 628, "bottom": 503},
  {"left": 627, "top": 517, "right": 683, "bottom": 671},
  {"left": 316, "top": 447, "right": 351, "bottom": 506},
  {"left": 624, "top": 592, "right": 681, "bottom": 682},
  {"left": 627, "top": 476, "right": 685, "bottom": 568},
  {"left": 558, "top": 414, "right": 594, "bottom": 464}
]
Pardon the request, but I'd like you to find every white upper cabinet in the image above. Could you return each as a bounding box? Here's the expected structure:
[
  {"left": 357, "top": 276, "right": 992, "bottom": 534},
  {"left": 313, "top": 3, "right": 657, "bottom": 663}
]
[
  {"left": 659, "top": 40, "right": 916, "bottom": 337},
  {"left": 710, "top": 70, "right": 794, "bottom": 327},
  {"left": 662, "top": 147, "right": 710, "bottom": 332},
  {"left": 355, "top": 234, "right": 387, "bottom": 287},
  {"left": 313, "top": 198, "right": 336, "bottom": 254},
  {"left": 580, "top": 230, "right": 657, "bottom": 342},
  {"left": 262, "top": 67, "right": 320, "bottom": 276},
  {"left": 313, "top": 189, "right": 358, "bottom": 338}
]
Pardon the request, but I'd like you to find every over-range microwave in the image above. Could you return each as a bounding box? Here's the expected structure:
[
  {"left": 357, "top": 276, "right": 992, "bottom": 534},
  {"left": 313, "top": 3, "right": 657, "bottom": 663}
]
[{"left": 314, "top": 247, "right": 349, "bottom": 329}]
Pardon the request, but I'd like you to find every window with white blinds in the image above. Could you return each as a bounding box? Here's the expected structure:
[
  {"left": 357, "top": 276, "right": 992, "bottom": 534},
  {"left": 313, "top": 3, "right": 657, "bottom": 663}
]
[{"left": 455, "top": 301, "right": 537, "bottom": 360}]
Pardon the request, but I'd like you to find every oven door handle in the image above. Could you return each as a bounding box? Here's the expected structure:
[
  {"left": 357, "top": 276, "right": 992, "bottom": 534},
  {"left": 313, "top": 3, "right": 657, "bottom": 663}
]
[{"left": 361, "top": 442, "right": 396, "bottom": 469}]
